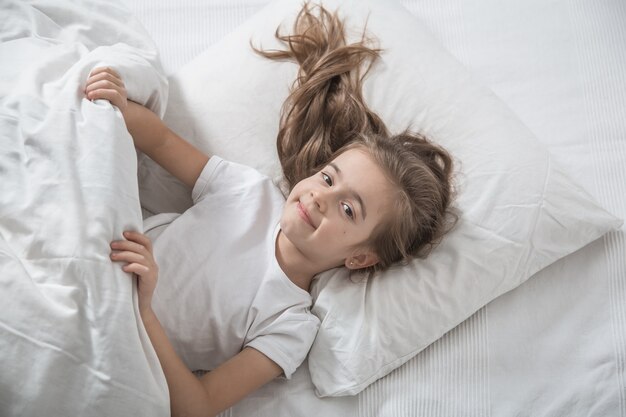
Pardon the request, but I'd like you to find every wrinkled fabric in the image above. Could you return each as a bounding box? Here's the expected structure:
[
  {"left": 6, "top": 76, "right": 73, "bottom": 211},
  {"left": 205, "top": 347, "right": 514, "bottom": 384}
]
[{"left": 0, "top": 1, "right": 169, "bottom": 415}]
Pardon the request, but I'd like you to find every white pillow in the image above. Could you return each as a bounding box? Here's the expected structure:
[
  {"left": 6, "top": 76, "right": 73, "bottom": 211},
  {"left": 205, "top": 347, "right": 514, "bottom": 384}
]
[{"left": 137, "top": 0, "right": 623, "bottom": 397}]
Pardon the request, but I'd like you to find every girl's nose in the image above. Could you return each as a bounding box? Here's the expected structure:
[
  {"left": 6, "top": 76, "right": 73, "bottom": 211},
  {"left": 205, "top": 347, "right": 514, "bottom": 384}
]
[{"left": 311, "top": 189, "right": 328, "bottom": 212}]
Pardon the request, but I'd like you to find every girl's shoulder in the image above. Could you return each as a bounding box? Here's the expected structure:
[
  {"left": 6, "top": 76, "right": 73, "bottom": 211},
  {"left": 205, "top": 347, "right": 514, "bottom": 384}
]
[{"left": 194, "top": 156, "right": 285, "bottom": 204}]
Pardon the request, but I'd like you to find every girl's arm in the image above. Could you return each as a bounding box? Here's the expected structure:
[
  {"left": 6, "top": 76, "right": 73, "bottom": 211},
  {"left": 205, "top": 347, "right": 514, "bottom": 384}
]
[
  {"left": 142, "top": 309, "right": 283, "bottom": 417},
  {"left": 85, "top": 67, "right": 209, "bottom": 189},
  {"left": 123, "top": 101, "right": 210, "bottom": 189},
  {"left": 111, "top": 232, "right": 283, "bottom": 417}
]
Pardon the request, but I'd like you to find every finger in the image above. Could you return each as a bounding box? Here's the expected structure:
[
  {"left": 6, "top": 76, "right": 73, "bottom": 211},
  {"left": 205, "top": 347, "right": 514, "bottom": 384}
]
[
  {"left": 110, "top": 239, "right": 147, "bottom": 255},
  {"left": 86, "top": 80, "right": 124, "bottom": 95},
  {"left": 86, "top": 72, "right": 124, "bottom": 89},
  {"left": 123, "top": 231, "right": 153, "bottom": 251},
  {"left": 87, "top": 89, "right": 124, "bottom": 105},
  {"left": 123, "top": 263, "right": 150, "bottom": 275},
  {"left": 89, "top": 66, "right": 121, "bottom": 80},
  {"left": 86, "top": 70, "right": 122, "bottom": 86},
  {"left": 110, "top": 250, "right": 146, "bottom": 264}
]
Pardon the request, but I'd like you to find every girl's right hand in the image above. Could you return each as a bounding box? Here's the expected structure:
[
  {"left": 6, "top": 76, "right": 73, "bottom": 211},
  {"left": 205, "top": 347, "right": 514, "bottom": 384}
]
[
  {"left": 85, "top": 67, "right": 128, "bottom": 115},
  {"left": 110, "top": 231, "right": 158, "bottom": 315}
]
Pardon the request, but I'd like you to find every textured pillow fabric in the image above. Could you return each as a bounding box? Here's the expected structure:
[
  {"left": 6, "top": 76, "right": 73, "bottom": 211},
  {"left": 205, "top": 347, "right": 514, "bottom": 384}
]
[{"left": 137, "top": 0, "right": 623, "bottom": 397}]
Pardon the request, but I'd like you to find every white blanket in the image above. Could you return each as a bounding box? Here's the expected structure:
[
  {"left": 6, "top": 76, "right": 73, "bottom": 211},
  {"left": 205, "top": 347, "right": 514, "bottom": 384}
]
[{"left": 0, "top": 1, "right": 169, "bottom": 415}]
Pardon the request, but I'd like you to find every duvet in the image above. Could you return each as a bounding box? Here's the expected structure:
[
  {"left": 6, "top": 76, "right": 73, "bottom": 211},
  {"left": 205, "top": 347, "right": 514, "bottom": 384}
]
[{"left": 0, "top": 1, "right": 169, "bottom": 415}]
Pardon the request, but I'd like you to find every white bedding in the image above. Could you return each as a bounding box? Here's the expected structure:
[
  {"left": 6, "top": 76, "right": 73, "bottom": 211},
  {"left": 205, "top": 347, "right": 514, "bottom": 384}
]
[
  {"left": 126, "top": 0, "right": 626, "bottom": 416},
  {"left": 0, "top": 1, "right": 169, "bottom": 415},
  {"left": 3, "top": 0, "right": 622, "bottom": 415}
]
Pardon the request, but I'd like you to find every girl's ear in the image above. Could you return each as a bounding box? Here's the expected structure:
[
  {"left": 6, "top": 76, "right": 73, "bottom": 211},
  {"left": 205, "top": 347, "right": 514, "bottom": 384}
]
[{"left": 345, "top": 251, "right": 380, "bottom": 270}]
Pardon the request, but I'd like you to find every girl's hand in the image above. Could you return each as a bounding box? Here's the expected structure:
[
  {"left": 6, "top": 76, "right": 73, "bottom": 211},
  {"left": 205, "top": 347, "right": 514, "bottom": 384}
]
[
  {"left": 85, "top": 67, "right": 128, "bottom": 114},
  {"left": 110, "top": 231, "right": 158, "bottom": 314}
]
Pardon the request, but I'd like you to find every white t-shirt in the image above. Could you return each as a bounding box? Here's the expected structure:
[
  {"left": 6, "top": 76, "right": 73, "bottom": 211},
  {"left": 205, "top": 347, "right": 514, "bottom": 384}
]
[{"left": 143, "top": 156, "right": 320, "bottom": 379}]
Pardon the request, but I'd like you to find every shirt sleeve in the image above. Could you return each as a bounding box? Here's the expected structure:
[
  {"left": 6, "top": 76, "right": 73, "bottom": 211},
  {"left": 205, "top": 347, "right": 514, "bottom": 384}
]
[
  {"left": 245, "top": 313, "right": 320, "bottom": 379},
  {"left": 191, "top": 155, "right": 223, "bottom": 204},
  {"left": 191, "top": 155, "right": 275, "bottom": 205}
]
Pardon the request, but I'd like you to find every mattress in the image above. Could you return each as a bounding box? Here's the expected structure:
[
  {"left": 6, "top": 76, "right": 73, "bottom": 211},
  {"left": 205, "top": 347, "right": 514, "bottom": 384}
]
[{"left": 126, "top": 0, "right": 626, "bottom": 415}]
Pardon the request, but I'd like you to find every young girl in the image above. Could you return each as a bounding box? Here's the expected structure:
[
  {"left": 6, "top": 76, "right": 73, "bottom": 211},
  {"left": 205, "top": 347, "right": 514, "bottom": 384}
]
[{"left": 86, "top": 4, "right": 455, "bottom": 416}]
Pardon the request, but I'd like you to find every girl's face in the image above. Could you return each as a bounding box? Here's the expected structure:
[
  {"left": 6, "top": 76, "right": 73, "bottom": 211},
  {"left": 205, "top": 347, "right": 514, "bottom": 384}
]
[{"left": 281, "top": 148, "right": 396, "bottom": 270}]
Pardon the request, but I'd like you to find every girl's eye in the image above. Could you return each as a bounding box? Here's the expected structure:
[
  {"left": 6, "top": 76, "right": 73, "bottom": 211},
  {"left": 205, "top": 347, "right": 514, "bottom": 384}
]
[
  {"left": 342, "top": 203, "right": 354, "bottom": 219},
  {"left": 322, "top": 172, "right": 332, "bottom": 186}
]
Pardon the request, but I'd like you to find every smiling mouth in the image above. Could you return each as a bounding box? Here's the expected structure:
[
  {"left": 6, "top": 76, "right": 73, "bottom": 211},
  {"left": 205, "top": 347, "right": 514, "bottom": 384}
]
[{"left": 297, "top": 201, "right": 315, "bottom": 229}]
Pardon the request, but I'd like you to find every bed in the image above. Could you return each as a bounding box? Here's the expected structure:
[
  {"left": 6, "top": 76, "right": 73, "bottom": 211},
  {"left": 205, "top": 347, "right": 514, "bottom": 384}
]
[
  {"left": 2, "top": 0, "right": 624, "bottom": 416},
  {"left": 126, "top": 0, "right": 626, "bottom": 416}
]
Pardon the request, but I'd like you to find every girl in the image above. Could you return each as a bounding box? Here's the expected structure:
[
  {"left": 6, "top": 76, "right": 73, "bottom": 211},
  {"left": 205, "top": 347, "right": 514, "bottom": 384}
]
[{"left": 86, "top": 4, "right": 455, "bottom": 416}]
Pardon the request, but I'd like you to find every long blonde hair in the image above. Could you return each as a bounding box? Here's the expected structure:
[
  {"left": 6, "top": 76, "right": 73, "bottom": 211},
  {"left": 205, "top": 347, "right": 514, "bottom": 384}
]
[{"left": 253, "top": 2, "right": 457, "bottom": 272}]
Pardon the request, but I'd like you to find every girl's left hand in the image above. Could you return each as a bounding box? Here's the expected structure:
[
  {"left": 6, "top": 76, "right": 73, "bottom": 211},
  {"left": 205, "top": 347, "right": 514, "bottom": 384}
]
[
  {"left": 110, "top": 231, "right": 158, "bottom": 314},
  {"left": 85, "top": 66, "right": 128, "bottom": 114}
]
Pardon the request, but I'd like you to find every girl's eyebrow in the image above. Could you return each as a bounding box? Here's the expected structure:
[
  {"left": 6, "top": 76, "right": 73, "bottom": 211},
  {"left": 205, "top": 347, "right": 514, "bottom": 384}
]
[{"left": 328, "top": 162, "right": 367, "bottom": 220}]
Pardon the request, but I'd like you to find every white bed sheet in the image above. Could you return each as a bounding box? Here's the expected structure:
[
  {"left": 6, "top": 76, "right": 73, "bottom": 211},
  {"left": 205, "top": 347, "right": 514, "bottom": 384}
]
[{"left": 126, "top": 0, "right": 626, "bottom": 416}]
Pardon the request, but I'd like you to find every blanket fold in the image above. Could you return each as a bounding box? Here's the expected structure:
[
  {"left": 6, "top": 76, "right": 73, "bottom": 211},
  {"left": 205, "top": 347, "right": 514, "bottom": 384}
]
[{"left": 0, "top": 1, "right": 169, "bottom": 415}]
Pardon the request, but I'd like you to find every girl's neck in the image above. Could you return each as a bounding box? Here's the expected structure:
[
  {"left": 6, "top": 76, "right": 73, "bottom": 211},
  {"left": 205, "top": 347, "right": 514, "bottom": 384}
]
[{"left": 274, "top": 230, "right": 317, "bottom": 293}]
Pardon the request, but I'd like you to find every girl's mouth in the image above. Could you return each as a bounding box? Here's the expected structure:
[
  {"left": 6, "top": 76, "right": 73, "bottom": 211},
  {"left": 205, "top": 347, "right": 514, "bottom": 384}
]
[{"left": 297, "top": 201, "right": 315, "bottom": 228}]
